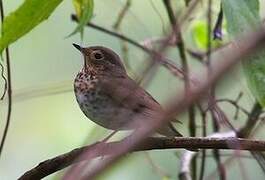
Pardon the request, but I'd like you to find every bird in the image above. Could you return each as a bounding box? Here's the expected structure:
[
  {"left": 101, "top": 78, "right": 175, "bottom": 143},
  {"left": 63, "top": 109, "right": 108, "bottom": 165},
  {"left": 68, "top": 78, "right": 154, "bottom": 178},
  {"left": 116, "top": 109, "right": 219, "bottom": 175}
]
[{"left": 73, "top": 44, "right": 183, "bottom": 138}]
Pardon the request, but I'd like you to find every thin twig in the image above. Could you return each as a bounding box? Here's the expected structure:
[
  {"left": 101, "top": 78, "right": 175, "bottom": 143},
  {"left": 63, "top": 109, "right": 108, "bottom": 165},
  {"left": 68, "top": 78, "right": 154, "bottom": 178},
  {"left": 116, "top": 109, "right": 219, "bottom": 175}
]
[
  {"left": 206, "top": 0, "right": 227, "bottom": 178},
  {"left": 163, "top": 2, "right": 197, "bottom": 178},
  {"left": 188, "top": 106, "right": 197, "bottom": 179},
  {"left": 112, "top": 0, "right": 132, "bottom": 72},
  {"left": 112, "top": 0, "right": 131, "bottom": 29},
  {"left": 206, "top": 0, "right": 212, "bottom": 66},
  {"left": 198, "top": 103, "right": 207, "bottom": 180},
  {"left": 204, "top": 92, "right": 250, "bottom": 119},
  {"left": 163, "top": 0, "right": 189, "bottom": 90},
  {"left": 0, "top": 61, "right": 7, "bottom": 99},
  {"left": 238, "top": 102, "right": 262, "bottom": 137},
  {"left": 238, "top": 102, "right": 265, "bottom": 173},
  {"left": 71, "top": 15, "right": 149, "bottom": 51},
  {"left": 198, "top": 152, "right": 253, "bottom": 159},
  {"left": 145, "top": 152, "right": 170, "bottom": 178},
  {"left": 0, "top": 0, "right": 12, "bottom": 159},
  {"left": 199, "top": 150, "right": 206, "bottom": 180},
  {"left": 213, "top": 5, "right": 223, "bottom": 40},
  {"left": 149, "top": 0, "right": 167, "bottom": 34},
  {"left": 213, "top": 149, "right": 226, "bottom": 180},
  {"left": 215, "top": 98, "right": 250, "bottom": 118},
  {"left": 251, "top": 152, "right": 265, "bottom": 173}
]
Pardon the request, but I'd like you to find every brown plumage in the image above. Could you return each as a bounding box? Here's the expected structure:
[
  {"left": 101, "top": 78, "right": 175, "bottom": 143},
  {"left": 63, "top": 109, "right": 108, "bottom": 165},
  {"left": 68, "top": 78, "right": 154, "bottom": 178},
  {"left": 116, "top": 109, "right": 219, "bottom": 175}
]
[{"left": 73, "top": 44, "right": 182, "bottom": 137}]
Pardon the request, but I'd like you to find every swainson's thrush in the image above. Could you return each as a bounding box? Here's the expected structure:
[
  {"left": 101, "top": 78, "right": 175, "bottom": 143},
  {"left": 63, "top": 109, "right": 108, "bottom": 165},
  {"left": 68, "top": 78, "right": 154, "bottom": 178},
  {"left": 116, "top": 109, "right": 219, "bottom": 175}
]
[{"left": 73, "top": 44, "right": 182, "bottom": 137}]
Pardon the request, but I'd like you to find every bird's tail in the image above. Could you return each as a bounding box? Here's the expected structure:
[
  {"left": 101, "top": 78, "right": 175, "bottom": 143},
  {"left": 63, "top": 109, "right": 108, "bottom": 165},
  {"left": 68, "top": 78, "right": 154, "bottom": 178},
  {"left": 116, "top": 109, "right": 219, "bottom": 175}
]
[
  {"left": 158, "top": 122, "right": 198, "bottom": 152},
  {"left": 157, "top": 122, "right": 183, "bottom": 137}
]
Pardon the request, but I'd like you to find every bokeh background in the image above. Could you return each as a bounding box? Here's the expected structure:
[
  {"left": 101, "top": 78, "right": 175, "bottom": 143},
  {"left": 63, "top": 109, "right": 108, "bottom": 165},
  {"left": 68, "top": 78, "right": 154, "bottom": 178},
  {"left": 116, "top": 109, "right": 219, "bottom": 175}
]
[{"left": 0, "top": 0, "right": 265, "bottom": 179}]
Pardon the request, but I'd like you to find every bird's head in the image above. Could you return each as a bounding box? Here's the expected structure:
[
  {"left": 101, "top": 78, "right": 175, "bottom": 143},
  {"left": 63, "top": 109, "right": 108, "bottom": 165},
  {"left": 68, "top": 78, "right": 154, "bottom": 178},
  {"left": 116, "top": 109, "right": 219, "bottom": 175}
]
[{"left": 73, "top": 44, "right": 126, "bottom": 75}]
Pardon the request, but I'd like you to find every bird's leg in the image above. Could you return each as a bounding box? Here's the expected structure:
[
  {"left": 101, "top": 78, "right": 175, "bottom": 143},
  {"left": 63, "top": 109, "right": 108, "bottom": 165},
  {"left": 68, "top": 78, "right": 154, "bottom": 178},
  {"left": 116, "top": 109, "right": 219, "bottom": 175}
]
[
  {"left": 97, "top": 131, "right": 118, "bottom": 160},
  {"left": 101, "top": 130, "right": 118, "bottom": 143}
]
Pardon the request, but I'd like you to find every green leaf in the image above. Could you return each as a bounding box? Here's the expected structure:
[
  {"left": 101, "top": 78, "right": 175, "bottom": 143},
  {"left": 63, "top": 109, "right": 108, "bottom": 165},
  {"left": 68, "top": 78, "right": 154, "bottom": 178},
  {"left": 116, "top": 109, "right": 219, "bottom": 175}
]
[
  {"left": 222, "top": 0, "right": 265, "bottom": 106},
  {"left": 73, "top": 0, "right": 83, "bottom": 17},
  {"left": 222, "top": 0, "right": 260, "bottom": 34},
  {"left": 161, "top": 176, "right": 170, "bottom": 180},
  {"left": 191, "top": 21, "right": 222, "bottom": 50},
  {"left": 0, "top": 0, "right": 63, "bottom": 53},
  {"left": 70, "top": 0, "right": 94, "bottom": 37},
  {"left": 192, "top": 21, "right": 207, "bottom": 49}
]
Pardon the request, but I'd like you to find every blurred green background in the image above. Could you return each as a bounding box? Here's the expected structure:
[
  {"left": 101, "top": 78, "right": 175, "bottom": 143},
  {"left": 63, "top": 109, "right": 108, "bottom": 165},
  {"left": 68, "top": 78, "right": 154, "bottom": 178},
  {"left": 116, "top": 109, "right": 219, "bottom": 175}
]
[{"left": 0, "top": 0, "right": 264, "bottom": 179}]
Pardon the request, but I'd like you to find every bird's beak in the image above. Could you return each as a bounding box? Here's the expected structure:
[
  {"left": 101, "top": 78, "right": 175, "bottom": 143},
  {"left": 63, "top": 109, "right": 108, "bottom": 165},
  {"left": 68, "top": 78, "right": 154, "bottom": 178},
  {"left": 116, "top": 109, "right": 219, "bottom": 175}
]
[{"left": 72, "top": 43, "right": 83, "bottom": 53}]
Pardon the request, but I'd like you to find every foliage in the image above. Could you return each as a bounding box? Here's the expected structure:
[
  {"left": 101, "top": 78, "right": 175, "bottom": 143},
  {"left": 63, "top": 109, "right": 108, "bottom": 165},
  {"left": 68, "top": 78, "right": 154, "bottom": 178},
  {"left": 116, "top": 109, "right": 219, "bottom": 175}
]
[
  {"left": 0, "top": 0, "right": 63, "bottom": 53},
  {"left": 191, "top": 20, "right": 222, "bottom": 50},
  {"left": 70, "top": 0, "right": 94, "bottom": 37},
  {"left": 222, "top": 0, "right": 265, "bottom": 106},
  {"left": 0, "top": 0, "right": 94, "bottom": 53}
]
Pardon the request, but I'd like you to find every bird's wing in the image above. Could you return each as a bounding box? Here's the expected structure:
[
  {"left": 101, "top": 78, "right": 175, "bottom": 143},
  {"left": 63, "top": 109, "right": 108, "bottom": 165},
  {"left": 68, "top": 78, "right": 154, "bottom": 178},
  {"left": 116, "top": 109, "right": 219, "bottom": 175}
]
[
  {"left": 99, "top": 75, "right": 182, "bottom": 137},
  {"left": 99, "top": 75, "right": 161, "bottom": 111}
]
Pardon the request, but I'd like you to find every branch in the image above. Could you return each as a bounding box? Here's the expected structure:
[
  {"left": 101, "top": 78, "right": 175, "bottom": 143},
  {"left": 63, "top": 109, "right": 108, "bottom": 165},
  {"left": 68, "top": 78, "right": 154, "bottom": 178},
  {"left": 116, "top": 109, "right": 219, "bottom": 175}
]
[
  {"left": 238, "top": 102, "right": 262, "bottom": 137},
  {"left": 0, "top": 62, "right": 7, "bottom": 99},
  {"left": 19, "top": 137, "right": 265, "bottom": 180},
  {"left": 215, "top": 98, "right": 250, "bottom": 118},
  {"left": 163, "top": 0, "right": 190, "bottom": 90},
  {"left": 71, "top": 15, "right": 149, "bottom": 52},
  {"left": 0, "top": 0, "right": 13, "bottom": 159},
  {"left": 112, "top": 0, "right": 132, "bottom": 73},
  {"left": 112, "top": 0, "right": 131, "bottom": 30},
  {"left": 213, "top": 5, "right": 223, "bottom": 40},
  {"left": 179, "top": 131, "right": 236, "bottom": 180},
  {"left": 162, "top": 5, "right": 197, "bottom": 178},
  {"left": 179, "top": 102, "right": 263, "bottom": 180}
]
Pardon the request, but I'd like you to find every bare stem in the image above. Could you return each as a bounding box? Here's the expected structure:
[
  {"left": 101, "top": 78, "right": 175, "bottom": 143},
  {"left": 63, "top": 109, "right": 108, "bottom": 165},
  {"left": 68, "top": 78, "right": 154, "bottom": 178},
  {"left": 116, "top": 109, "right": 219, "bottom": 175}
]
[{"left": 0, "top": 0, "right": 13, "bottom": 159}]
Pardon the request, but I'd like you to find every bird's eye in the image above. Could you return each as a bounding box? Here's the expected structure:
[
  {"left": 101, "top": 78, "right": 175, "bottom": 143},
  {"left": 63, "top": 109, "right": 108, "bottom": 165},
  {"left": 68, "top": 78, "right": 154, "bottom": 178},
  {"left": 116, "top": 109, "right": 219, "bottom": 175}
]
[{"left": 92, "top": 51, "right": 104, "bottom": 60}]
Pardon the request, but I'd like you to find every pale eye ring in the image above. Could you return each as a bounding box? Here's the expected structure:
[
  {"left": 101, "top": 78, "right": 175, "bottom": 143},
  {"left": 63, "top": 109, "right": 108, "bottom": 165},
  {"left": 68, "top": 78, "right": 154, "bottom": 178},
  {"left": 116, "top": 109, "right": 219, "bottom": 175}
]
[{"left": 92, "top": 51, "right": 104, "bottom": 60}]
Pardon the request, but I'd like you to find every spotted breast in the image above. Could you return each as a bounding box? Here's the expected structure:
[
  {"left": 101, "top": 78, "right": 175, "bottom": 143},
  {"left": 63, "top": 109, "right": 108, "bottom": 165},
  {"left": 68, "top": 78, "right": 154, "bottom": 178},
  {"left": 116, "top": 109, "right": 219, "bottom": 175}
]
[{"left": 74, "top": 69, "right": 134, "bottom": 130}]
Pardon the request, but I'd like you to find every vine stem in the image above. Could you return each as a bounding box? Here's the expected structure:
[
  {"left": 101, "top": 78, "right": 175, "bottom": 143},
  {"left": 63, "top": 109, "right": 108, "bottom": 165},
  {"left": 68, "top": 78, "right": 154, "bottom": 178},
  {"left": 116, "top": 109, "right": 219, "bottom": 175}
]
[{"left": 0, "top": 0, "right": 13, "bottom": 159}]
